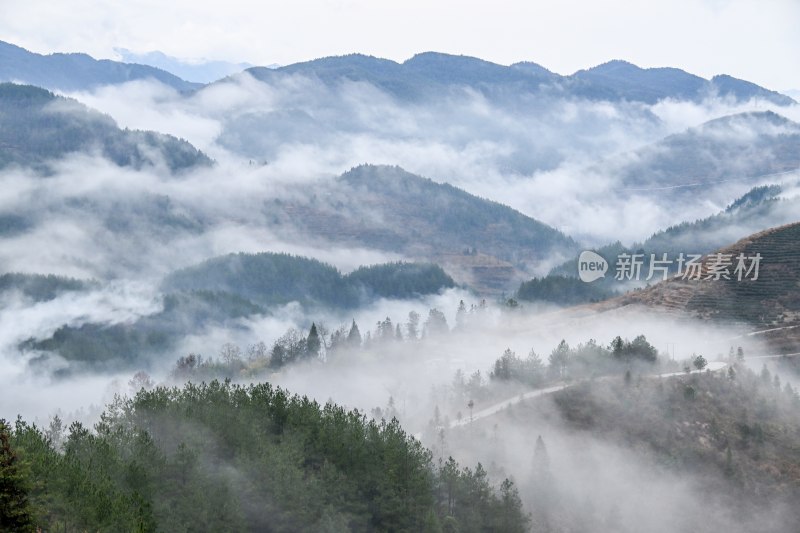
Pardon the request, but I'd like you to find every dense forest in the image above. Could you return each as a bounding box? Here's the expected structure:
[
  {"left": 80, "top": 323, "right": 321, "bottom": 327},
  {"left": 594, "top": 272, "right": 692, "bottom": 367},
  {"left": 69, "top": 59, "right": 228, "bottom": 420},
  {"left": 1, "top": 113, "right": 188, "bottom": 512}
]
[
  {"left": 163, "top": 253, "right": 456, "bottom": 309},
  {"left": 515, "top": 275, "right": 613, "bottom": 306},
  {"left": 0, "top": 273, "right": 93, "bottom": 302},
  {"left": 2, "top": 380, "right": 529, "bottom": 532}
]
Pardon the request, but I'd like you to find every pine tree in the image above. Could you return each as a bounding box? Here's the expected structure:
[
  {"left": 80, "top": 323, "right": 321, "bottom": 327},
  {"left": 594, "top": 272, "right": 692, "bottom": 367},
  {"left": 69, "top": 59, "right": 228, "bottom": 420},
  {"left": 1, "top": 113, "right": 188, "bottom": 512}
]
[
  {"left": 0, "top": 419, "right": 36, "bottom": 532},
  {"left": 406, "top": 311, "right": 420, "bottom": 340},
  {"left": 530, "top": 435, "right": 555, "bottom": 532},
  {"left": 347, "top": 320, "right": 362, "bottom": 348},
  {"left": 455, "top": 300, "right": 467, "bottom": 329},
  {"left": 497, "top": 479, "right": 528, "bottom": 533},
  {"left": 306, "top": 323, "right": 321, "bottom": 359},
  {"left": 378, "top": 317, "right": 393, "bottom": 342},
  {"left": 724, "top": 446, "right": 735, "bottom": 478},
  {"left": 760, "top": 364, "right": 772, "bottom": 385},
  {"left": 424, "top": 308, "right": 449, "bottom": 337}
]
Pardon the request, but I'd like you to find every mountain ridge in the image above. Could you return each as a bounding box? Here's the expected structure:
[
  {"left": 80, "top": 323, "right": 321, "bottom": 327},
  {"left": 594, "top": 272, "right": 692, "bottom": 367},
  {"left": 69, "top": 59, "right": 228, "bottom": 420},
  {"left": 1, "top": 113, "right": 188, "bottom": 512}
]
[
  {"left": 0, "top": 40, "right": 201, "bottom": 92},
  {"left": 242, "top": 51, "right": 795, "bottom": 105}
]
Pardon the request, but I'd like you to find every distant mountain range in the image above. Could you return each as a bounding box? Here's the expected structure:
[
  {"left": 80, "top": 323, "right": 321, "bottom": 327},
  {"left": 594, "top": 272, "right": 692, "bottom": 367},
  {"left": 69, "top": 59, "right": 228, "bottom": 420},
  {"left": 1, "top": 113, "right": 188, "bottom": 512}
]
[
  {"left": 0, "top": 83, "right": 212, "bottom": 172},
  {"left": 573, "top": 60, "right": 795, "bottom": 105},
  {"left": 113, "top": 48, "right": 255, "bottom": 84},
  {"left": 0, "top": 40, "right": 200, "bottom": 92},
  {"left": 3, "top": 39, "right": 793, "bottom": 107},
  {"left": 244, "top": 53, "right": 795, "bottom": 105}
]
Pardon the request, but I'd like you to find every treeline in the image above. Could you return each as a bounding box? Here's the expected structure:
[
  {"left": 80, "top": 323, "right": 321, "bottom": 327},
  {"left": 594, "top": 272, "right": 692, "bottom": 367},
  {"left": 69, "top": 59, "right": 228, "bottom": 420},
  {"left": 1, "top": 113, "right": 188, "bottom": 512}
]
[
  {"left": 2, "top": 380, "right": 529, "bottom": 532},
  {"left": 419, "top": 335, "right": 664, "bottom": 420},
  {"left": 163, "top": 252, "right": 456, "bottom": 309},
  {"left": 0, "top": 272, "right": 92, "bottom": 302},
  {"left": 516, "top": 275, "right": 614, "bottom": 306},
  {"left": 490, "top": 335, "right": 660, "bottom": 386},
  {"left": 168, "top": 299, "right": 488, "bottom": 378}
]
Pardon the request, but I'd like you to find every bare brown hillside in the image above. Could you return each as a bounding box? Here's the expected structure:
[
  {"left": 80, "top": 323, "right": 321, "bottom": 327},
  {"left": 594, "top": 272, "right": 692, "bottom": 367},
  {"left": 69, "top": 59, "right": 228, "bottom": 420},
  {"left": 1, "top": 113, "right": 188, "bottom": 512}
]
[{"left": 595, "top": 221, "right": 800, "bottom": 351}]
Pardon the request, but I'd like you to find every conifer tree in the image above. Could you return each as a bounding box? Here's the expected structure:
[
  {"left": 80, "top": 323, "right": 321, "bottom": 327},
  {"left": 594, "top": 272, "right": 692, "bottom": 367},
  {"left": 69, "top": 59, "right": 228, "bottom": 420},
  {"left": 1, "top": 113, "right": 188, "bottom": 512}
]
[
  {"left": 306, "top": 323, "right": 321, "bottom": 358},
  {"left": 0, "top": 419, "right": 36, "bottom": 532},
  {"left": 347, "top": 319, "right": 362, "bottom": 347}
]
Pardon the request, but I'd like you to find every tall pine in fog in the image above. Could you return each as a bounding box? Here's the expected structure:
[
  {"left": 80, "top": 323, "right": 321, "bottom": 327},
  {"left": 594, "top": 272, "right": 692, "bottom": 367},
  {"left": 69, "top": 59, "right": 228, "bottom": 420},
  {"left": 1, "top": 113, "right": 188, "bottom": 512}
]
[
  {"left": 424, "top": 308, "right": 449, "bottom": 337},
  {"left": 407, "top": 311, "right": 420, "bottom": 340},
  {"left": 0, "top": 420, "right": 36, "bottom": 532},
  {"left": 455, "top": 300, "right": 467, "bottom": 329},
  {"left": 347, "top": 319, "right": 362, "bottom": 347},
  {"left": 306, "top": 322, "right": 321, "bottom": 359},
  {"left": 530, "top": 434, "right": 556, "bottom": 533}
]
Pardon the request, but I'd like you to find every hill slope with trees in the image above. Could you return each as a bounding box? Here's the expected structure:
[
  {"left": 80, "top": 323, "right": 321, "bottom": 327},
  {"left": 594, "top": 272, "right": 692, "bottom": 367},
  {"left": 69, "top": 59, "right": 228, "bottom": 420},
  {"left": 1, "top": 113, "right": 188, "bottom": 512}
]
[
  {"left": 4, "top": 380, "right": 529, "bottom": 532},
  {"left": 0, "top": 83, "right": 211, "bottom": 172}
]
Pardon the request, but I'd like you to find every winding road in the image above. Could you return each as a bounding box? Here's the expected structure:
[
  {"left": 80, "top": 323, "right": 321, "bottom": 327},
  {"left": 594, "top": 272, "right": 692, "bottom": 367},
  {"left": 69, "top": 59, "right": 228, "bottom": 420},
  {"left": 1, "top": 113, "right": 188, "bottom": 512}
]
[{"left": 449, "top": 361, "right": 728, "bottom": 429}]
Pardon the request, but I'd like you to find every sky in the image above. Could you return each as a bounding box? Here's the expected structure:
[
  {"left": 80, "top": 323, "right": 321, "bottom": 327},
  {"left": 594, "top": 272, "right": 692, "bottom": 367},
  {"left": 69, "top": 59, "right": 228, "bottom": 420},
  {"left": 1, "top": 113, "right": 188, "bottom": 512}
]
[{"left": 1, "top": 0, "right": 799, "bottom": 91}]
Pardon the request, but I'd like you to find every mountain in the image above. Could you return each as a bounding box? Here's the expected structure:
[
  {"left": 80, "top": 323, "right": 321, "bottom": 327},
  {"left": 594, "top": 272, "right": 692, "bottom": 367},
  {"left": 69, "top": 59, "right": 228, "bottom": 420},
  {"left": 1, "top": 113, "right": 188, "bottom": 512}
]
[
  {"left": 0, "top": 83, "right": 212, "bottom": 172},
  {"left": 600, "top": 111, "right": 800, "bottom": 192},
  {"left": 600, "top": 222, "right": 800, "bottom": 352},
  {"left": 573, "top": 60, "right": 795, "bottom": 105},
  {"left": 268, "top": 165, "right": 580, "bottom": 293},
  {"left": 242, "top": 52, "right": 795, "bottom": 105},
  {"left": 0, "top": 40, "right": 200, "bottom": 92},
  {"left": 572, "top": 60, "right": 707, "bottom": 103},
  {"left": 114, "top": 48, "right": 253, "bottom": 84},
  {"left": 246, "top": 52, "right": 553, "bottom": 101}
]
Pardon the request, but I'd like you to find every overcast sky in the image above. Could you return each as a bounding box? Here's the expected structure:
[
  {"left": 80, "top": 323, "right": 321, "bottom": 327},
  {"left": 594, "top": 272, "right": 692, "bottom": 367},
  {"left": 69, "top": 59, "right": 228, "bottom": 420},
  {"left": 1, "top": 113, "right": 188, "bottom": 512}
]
[{"left": 2, "top": 0, "right": 798, "bottom": 90}]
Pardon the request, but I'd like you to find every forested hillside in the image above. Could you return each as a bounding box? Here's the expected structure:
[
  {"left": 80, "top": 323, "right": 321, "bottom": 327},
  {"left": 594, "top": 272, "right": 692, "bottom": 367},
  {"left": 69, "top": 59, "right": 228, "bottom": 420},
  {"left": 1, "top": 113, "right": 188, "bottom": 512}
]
[
  {"left": 163, "top": 253, "right": 456, "bottom": 308},
  {"left": 0, "top": 83, "right": 211, "bottom": 172},
  {"left": 4, "top": 380, "right": 529, "bottom": 532},
  {"left": 269, "top": 165, "right": 579, "bottom": 291},
  {"left": 602, "top": 111, "right": 800, "bottom": 192},
  {"left": 0, "top": 273, "right": 93, "bottom": 302}
]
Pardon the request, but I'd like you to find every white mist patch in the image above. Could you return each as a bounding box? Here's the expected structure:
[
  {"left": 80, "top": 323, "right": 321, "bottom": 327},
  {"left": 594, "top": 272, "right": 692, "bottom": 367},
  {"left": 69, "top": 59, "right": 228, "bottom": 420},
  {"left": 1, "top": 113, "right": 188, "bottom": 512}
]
[{"left": 0, "top": 281, "right": 162, "bottom": 420}]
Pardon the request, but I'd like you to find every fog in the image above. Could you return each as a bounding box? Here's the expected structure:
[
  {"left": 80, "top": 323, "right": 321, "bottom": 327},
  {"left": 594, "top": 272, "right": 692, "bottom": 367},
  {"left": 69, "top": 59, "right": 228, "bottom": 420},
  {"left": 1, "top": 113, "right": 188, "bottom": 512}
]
[
  {"left": 2, "top": 63, "right": 799, "bottom": 532},
  {"left": 65, "top": 74, "right": 800, "bottom": 245}
]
